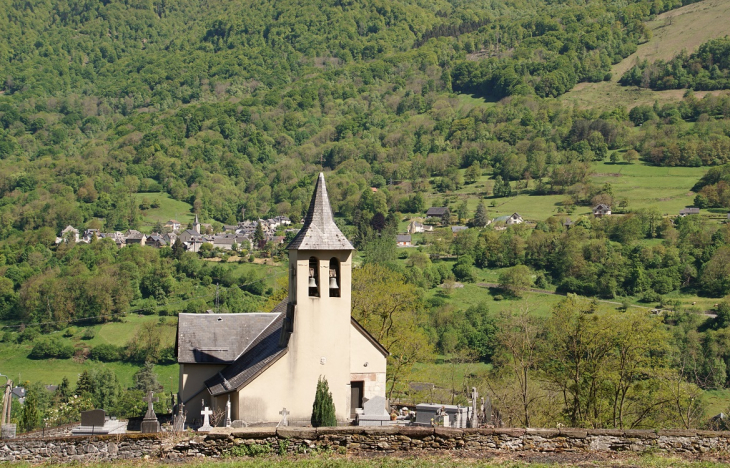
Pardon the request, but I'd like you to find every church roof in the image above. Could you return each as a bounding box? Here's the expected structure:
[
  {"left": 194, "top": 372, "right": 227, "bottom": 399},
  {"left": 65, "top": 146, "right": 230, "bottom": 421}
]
[
  {"left": 176, "top": 313, "right": 280, "bottom": 364},
  {"left": 205, "top": 313, "right": 288, "bottom": 396},
  {"left": 286, "top": 173, "right": 354, "bottom": 251}
]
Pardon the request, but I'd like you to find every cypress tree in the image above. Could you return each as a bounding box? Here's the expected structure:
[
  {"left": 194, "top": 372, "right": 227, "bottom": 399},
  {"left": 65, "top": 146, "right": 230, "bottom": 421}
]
[
  {"left": 311, "top": 376, "right": 337, "bottom": 427},
  {"left": 20, "top": 385, "right": 39, "bottom": 432}
]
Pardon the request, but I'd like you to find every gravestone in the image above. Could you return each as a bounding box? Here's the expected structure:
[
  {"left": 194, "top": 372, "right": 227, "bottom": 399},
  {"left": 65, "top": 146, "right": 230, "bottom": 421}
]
[
  {"left": 198, "top": 407, "right": 213, "bottom": 432},
  {"left": 72, "top": 409, "right": 127, "bottom": 435},
  {"left": 225, "top": 396, "right": 231, "bottom": 427},
  {"left": 469, "top": 387, "right": 478, "bottom": 428},
  {"left": 357, "top": 395, "right": 391, "bottom": 426},
  {"left": 140, "top": 391, "right": 160, "bottom": 433},
  {"left": 81, "top": 409, "right": 106, "bottom": 427},
  {"left": 414, "top": 403, "right": 461, "bottom": 427},
  {"left": 278, "top": 407, "right": 289, "bottom": 427},
  {"left": 172, "top": 401, "right": 186, "bottom": 432},
  {"left": 1, "top": 424, "right": 16, "bottom": 439},
  {"left": 483, "top": 396, "right": 492, "bottom": 424}
]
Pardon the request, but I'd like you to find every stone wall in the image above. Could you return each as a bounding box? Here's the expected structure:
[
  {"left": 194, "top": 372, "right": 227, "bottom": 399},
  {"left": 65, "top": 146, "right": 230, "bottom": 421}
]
[{"left": 3, "top": 427, "right": 730, "bottom": 462}]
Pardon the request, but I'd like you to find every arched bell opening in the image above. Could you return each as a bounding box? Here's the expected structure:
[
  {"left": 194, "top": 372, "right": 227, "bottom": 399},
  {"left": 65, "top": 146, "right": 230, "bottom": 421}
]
[
  {"left": 329, "top": 258, "right": 340, "bottom": 298},
  {"left": 308, "top": 257, "right": 319, "bottom": 297}
]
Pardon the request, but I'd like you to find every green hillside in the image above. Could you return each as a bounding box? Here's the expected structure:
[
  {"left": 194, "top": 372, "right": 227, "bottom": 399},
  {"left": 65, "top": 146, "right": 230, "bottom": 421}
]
[{"left": 5, "top": 0, "right": 730, "bottom": 433}]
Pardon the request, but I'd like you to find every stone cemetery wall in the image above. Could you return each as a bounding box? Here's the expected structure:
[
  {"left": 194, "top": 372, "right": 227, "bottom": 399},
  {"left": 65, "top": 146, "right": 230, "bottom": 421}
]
[{"left": 4, "top": 427, "right": 730, "bottom": 462}]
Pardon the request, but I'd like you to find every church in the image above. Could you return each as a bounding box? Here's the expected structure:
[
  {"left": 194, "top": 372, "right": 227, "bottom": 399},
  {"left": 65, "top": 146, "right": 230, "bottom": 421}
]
[{"left": 175, "top": 173, "right": 388, "bottom": 425}]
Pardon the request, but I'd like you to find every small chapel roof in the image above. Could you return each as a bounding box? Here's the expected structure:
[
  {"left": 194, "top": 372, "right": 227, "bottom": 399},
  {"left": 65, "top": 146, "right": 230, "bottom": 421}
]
[
  {"left": 176, "top": 313, "right": 280, "bottom": 364},
  {"left": 286, "top": 173, "right": 354, "bottom": 251}
]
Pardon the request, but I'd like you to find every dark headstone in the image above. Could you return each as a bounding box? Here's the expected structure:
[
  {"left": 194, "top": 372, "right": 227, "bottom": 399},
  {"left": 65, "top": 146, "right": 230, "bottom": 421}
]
[{"left": 80, "top": 409, "right": 106, "bottom": 427}]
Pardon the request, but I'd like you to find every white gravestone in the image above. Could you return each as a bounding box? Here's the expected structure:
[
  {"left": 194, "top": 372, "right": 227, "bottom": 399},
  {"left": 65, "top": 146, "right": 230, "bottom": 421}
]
[{"left": 198, "top": 407, "right": 213, "bottom": 432}]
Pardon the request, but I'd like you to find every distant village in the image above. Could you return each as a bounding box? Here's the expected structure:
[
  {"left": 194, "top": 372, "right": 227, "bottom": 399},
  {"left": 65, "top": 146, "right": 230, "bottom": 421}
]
[
  {"left": 55, "top": 215, "right": 294, "bottom": 253},
  {"left": 54, "top": 201, "right": 712, "bottom": 252}
]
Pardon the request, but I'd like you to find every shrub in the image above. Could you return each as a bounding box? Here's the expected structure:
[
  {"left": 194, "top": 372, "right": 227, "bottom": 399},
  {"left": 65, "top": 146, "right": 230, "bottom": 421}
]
[
  {"left": 311, "top": 376, "right": 337, "bottom": 427},
  {"left": 29, "top": 337, "right": 74, "bottom": 359},
  {"left": 18, "top": 327, "right": 40, "bottom": 343},
  {"left": 89, "top": 344, "right": 121, "bottom": 362},
  {"left": 81, "top": 328, "right": 96, "bottom": 340},
  {"left": 63, "top": 327, "right": 77, "bottom": 337},
  {"left": 1, "top": 331, "right": 17, "bottom": 343}
]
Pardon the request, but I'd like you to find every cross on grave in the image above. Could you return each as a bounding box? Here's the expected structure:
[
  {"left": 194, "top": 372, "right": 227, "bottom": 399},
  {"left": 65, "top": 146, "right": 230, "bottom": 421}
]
[
  {"left": 143, "top": 391, "right": 159, "bottom": 419},
  {"left": 278, "top": 407, "right": 290, "bottom": 427},
  {"left": 198, "top": 407, "right": 213, "bottom": 432}
]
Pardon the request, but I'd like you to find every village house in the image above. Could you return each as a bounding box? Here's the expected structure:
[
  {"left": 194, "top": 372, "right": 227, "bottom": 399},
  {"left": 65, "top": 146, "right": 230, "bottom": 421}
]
[
  {"left": 593, "top": 204, "right": 611, "bottom": 217},
  {"left": 124, "top": 230, "right": 146, "bottom": 246},
  {"left": 176, "top": 173, "right": 388, "bottom": 425},
  {"left": 396, "top": 234, "right": 412, "bottom": 246},
  {"left": 679, "top": 207, "right": 700, "bottom": 216},
  {"left": 56, "top": 225, "right": 80, "bottom": 244},
  {"left": 146, "top": 234, "right": 167, "bottom": 248},
  {"left": 165, "top": 220, "right": 182, "bottom": 232},
  {"left": 408, "top": 221, "right": 424, "bottom": 234},
  {"left": 492, "top": 213, "right": 523, "bottom": 226},
  {"left": 426, "top": 207, "right": 451, "bottom": 225}
]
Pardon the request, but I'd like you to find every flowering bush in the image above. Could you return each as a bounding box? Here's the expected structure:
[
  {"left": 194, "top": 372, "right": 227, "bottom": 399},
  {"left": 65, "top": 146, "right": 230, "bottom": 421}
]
[{"left": 43, "top": 395, "right": 94, "bottom": 427}]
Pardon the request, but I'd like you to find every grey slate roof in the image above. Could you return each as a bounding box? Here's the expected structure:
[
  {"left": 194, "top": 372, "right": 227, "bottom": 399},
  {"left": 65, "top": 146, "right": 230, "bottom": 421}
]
[
  {"left": 427, "top": 207, "right": 449, "bottom": 216},
  {"left": 176, "top": 313, "right": 280, "bottom": 364},
  {"left": 680, "top": 207, "right": 700, "bottom": 215},
  {"left": 286, "top": 173, "right": 354, "bottom": 251},
  {"left": 271, "top": 298, "right": 288, "bottom": 313},
  {"left": 205, "top": 313, "right": 287, "bottom": 395},
  {"left": 396, "top": 234, "right": 412, "bottom": 243}
]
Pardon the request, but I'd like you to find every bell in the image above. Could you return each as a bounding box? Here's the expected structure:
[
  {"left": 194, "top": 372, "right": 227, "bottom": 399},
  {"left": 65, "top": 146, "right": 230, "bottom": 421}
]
[
  {"left": 308, "top": 276, "right": 317, "bottom": 288},
  {"left": 329, "top": 276, "right": 339, "bottom": 289}
]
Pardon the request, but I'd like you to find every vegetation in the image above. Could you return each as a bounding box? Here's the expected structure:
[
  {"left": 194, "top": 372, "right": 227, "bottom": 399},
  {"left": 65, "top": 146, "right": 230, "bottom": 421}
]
[
  {"left": 621, "top": 38, "right": 730, "bottom": 91},
  {"left": 4, "top": 0, "right": 730, "bottom": 434},
  {"left": 310, "top": 376, "right": 336, "bottom": 427}
]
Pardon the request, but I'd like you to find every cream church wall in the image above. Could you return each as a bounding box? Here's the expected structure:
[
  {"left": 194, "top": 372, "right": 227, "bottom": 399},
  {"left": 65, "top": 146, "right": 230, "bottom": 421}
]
[
  {"left": 350, "top": 324, "right": 387, "bottom": 402},
  {"left": 179, "top": 363, "right": 226, "bottom": 423}
]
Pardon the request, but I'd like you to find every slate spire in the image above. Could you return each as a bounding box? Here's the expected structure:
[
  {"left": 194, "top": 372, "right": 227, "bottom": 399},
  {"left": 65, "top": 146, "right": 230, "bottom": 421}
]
[{"left": 287, "top": 173, "right": 354, "bottom": 250}]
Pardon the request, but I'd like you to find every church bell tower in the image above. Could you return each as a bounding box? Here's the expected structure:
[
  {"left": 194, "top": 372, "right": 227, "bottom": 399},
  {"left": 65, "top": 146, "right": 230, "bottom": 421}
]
[{"left": 284, "top": 173, "right": 354, "bottom": 422}]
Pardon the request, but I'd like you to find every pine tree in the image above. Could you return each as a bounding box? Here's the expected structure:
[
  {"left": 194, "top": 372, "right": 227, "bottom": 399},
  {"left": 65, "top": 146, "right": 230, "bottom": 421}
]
[
  {"left": 311, "top": 376, "right": 337, "bottom": 427},
  {"left": 133, "top": 362, "right": 161, "bottom": 393},
  {"left": 56, "top": 376, "right": 71, "bottom": 403},
  {"left": 474, "top": 202, "right": 489, "bottom": 227},
  {"left": 75, "top": 370, "right": 94, "bottom": 397}
]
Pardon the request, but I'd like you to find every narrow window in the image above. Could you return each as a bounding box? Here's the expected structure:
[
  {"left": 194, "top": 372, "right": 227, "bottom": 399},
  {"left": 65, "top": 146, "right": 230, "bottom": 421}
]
[
  {"left": 308, "top": 257, "right": 319, "bottom": 297},
  {"left": 329, "top": 258, "right": 340, "bottom": 298}
]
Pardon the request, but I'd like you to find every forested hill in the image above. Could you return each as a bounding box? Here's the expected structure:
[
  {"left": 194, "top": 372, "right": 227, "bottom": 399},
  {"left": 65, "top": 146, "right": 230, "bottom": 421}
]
[
  {"left": 0, "top": 0, "right": 491, "bottom": 99},
  {"left": 0, "top": 0, "right": 726, "bottom": 243}
]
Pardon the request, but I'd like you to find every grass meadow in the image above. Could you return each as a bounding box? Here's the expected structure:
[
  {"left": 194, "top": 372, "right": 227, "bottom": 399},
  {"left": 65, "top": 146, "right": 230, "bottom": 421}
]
[
  {"left": 422, "top": 161, "right": 709, "bottom": 224},
  {"left": 0, "top": 314, "right": 179, "bottom": 391},
  {"left": 560, "top": 0, "right": 730, "bottom": 111},
  {"left": 133, "top": 192, "right": 194, "bottom": 233}
]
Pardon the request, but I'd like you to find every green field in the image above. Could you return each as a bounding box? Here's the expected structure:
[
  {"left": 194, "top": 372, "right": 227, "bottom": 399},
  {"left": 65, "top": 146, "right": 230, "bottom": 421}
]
[
  {"left": 0, "top": 314, "right": 179, "bottom": 391},
  {"left": 133, "top": 192, "right": 195, "bottom": 233},
  {"left": 419, "top": 161, "right": 709, "bottom": 224},
  {"left": 560, "top": 0, "right": 730, "bottom": 110}
]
